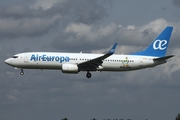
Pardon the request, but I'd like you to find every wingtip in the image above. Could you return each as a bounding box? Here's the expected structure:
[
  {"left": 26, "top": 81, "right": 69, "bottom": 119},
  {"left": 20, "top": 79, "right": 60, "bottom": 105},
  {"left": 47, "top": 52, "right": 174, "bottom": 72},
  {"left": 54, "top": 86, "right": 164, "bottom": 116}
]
[{"left": 109, "top": 43, "right": 118, "bottom": 54}]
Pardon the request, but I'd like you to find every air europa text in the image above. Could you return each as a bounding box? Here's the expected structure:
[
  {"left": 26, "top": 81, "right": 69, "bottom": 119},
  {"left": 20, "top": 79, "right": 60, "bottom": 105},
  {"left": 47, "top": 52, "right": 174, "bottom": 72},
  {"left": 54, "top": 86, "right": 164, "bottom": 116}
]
[{"left": 30, "top": 54, "right": 70, "bottom": 63}]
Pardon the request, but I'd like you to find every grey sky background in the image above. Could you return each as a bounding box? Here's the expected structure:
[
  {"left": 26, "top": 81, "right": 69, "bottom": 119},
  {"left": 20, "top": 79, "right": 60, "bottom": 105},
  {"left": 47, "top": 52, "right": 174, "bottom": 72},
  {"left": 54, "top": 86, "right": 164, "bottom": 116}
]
[{"left": 1, "top": 0, "right": 180, "bottom": 120}]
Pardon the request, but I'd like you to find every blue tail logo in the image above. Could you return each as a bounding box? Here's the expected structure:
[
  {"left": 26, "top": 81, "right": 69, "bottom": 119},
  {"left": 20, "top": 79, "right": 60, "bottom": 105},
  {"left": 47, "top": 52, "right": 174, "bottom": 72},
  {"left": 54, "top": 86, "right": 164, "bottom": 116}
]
[
  {"left": 153, "top": 39, "right": 167, "bottom": 50},
  {"left": 132, "top": 26, "right": 173, "bottom": 57}
]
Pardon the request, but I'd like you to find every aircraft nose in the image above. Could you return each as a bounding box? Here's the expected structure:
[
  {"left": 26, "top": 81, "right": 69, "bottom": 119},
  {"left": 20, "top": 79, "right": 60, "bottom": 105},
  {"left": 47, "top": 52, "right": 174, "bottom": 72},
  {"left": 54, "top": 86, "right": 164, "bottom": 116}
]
[{"left": 5, "top": 58, "right": 12, "bottom": 65}]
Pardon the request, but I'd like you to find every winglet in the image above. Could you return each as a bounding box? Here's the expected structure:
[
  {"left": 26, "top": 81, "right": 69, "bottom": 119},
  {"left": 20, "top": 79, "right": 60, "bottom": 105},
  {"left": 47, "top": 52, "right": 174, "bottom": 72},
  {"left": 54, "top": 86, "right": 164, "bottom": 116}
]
[{"left": 108, "top": 43, "right": 117, "bottom": 55}]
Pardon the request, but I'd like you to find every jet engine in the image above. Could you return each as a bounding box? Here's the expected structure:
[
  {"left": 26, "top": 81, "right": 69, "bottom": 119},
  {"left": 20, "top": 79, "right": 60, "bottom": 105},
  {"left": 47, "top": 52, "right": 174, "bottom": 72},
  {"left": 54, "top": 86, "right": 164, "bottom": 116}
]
[{"left": 62, "top": 63, "right": 79, "bottom": 73}]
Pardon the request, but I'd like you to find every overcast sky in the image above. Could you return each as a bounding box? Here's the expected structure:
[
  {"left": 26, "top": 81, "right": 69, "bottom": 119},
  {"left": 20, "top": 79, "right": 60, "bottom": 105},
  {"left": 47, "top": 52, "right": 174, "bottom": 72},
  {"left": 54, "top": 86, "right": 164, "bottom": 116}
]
[{"left": 1, "top": 0, "right": 180, "bottom": 120}]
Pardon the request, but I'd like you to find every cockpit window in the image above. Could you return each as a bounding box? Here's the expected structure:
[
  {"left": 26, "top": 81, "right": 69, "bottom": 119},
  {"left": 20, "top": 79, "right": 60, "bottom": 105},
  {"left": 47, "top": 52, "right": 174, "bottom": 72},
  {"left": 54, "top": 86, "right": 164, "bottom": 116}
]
[{"left": 12, "top": 56, "right": 18, "bottom": 58}]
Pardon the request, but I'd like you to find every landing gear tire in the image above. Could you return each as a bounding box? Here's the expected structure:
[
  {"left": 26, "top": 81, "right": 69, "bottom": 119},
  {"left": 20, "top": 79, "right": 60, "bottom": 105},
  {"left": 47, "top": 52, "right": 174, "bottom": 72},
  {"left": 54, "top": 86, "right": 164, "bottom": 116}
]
[
  {"left": 20, "top": 72, "right": 24, "bottom": 75},
  {"left": 86, "top": 72, "right": 92, "bottom": 78},
  {"left": 20, "top": 69, "right": 24, "bottom": 75}
]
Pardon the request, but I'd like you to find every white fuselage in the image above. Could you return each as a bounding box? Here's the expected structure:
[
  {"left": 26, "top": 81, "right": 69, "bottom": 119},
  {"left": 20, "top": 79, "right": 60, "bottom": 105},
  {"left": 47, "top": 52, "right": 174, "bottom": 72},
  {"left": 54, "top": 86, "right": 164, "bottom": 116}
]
[{"left": 5, "top": 52, "right": 165, "bottom": 72}]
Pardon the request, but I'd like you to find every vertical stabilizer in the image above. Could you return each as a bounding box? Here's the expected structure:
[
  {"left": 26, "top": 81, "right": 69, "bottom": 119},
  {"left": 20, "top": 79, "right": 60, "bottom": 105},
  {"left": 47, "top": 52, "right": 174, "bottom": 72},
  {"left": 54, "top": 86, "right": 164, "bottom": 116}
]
[{"left": 132, "top": 26, "right": 173, "bottom": 57}]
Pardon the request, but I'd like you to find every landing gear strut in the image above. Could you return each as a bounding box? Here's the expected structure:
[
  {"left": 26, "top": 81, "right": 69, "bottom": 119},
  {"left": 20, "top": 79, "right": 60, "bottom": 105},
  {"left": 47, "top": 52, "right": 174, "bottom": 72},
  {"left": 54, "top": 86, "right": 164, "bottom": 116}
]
[
  {"left": 20, "top": 69, "right": 24, "bottom": 75},
  {"left": 86, "top": 71, "right": 92, "bottom": 78}
]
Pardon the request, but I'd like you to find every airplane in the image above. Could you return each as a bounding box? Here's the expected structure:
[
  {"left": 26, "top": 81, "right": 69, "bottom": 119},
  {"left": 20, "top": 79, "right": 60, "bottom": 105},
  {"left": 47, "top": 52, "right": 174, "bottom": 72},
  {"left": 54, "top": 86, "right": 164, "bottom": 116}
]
[{"left": 5, "top": 26, "right": 174, "bottom": 78}]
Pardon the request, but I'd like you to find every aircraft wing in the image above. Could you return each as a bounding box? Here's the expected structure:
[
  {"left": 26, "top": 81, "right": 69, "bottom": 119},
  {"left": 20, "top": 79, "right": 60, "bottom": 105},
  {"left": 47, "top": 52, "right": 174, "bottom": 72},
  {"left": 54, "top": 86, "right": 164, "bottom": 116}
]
[{"left": 78, "top": 43, "right": 117, "bottom": 71}]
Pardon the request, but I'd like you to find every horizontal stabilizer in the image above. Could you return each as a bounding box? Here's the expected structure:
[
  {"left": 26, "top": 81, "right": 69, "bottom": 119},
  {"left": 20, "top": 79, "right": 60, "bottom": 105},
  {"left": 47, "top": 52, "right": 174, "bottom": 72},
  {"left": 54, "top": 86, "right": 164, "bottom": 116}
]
[{"left": 153, "top": 55, "right": 174, "bottom": 61}]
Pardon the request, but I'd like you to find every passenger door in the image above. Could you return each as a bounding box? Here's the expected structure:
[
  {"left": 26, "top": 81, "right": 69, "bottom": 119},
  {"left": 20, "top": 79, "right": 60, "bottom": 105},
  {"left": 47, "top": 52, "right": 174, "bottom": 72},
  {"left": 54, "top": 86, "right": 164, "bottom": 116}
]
[
  {"left": 24, "top": 54, "right": 29, "bottom": 63},
  {"left": 139, "top": 58, "right": 143, "bottom": 66}
]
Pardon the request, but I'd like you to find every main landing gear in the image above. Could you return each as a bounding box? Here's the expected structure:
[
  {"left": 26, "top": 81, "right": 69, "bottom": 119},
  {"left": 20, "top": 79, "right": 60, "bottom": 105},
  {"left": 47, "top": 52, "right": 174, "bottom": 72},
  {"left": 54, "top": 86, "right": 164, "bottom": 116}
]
[
  {"left": 86, "top": 71, "right": 92, "bottom": 78},
  {"left": 20, "top": 69, "right": 24, "bottom": 75}
]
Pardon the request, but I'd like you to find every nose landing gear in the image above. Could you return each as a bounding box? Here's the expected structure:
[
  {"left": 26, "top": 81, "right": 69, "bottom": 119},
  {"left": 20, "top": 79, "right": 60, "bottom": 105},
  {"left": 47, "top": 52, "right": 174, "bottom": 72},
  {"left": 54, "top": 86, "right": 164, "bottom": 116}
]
[
  {"left": 86, "top": 71, "right": 92, "bottom": 78},
  {"left": 20, "top": 69, "right": 24, "bottom": 75}
]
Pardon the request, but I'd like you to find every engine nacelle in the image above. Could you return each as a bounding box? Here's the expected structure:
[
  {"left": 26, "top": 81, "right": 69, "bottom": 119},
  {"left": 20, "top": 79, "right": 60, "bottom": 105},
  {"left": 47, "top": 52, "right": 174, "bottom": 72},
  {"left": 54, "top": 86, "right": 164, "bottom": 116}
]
[{"left": 62, "top": 63, "right": 79, "bottom": 73}]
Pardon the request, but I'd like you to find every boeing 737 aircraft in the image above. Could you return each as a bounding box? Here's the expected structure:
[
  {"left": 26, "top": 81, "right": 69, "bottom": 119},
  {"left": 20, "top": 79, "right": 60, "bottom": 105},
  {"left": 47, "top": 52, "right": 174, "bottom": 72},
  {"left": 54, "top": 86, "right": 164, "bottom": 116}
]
[{"left": 5, "top": 26, "right": 174, "bottom": 78}]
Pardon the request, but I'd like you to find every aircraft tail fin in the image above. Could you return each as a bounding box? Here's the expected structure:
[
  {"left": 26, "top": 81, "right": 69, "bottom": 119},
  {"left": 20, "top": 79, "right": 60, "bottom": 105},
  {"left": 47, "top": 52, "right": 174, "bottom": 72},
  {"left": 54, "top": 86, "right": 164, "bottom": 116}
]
[{"left": 132, "top": 26, "right": 173, "bottom": 57}]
